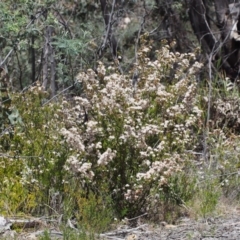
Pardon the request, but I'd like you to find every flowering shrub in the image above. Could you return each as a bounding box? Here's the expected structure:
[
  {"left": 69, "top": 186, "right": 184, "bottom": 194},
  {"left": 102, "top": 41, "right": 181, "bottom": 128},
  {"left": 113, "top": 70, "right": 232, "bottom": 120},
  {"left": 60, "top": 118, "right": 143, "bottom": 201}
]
[
  {"left": 0, "top": 85, "right": 68, "bottom": 215},
  {"left": 1, "top": 41, "right": 239, "bottom": 223},
  {"left": 60, "top": 42, "right": 203, "bottom": 217}
]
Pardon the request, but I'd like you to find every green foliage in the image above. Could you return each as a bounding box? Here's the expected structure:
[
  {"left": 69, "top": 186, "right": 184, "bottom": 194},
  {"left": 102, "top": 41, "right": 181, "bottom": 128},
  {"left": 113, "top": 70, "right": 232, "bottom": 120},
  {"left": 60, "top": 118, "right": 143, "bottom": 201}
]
[
  {"left": 53, "top": 36, "right": 89, "bottom": 56},
  {"left": 75, "top": 191, "right": 113, "bottom": 233},
  {"left": 186, "top": 76, "right": 240, "bottom": 219},
  {"left": 190, "top": 177, "right": 221, "bottom": 219},
  {"left": 146, "top": 167, "right": 197, "bottom": 222},
  {"left": 38, "top": 230, "right": 51, "bottom": 240},
  {"left": 0, "top": 85, "right": 69, "bottom": 215},
  {"left": 199, "top": 183, "right": 220, "bottom": 218},
  {"left": 7, "top": 108, "right": 23, "bottom": 125},
  {"left": 0, "top": 0, "right": 98, "bottom": 90},
  {"left": 61, "top": 229, "right": 93, "bottom": 240},
  {"left": 63, "top": 178, "right": 113, "bottom": 234}
]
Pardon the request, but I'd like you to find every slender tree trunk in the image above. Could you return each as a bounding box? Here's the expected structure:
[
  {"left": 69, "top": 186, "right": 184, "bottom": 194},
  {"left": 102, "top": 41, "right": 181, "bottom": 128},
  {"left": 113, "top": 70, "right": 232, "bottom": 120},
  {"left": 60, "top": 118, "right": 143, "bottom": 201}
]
[
  {"left": 31, "top": 33, "right": 36, "bottom": 83},
  {"left": 49, "top": 26, "right": 56, "bottom": 97},
  {"left": 188, "top": 0, "right": 217, "bottom": 53},
  {"left": 99, "top": 0, "right": 118, "bottom": 60},
  {"left": 42, "top": 26, "right": 50, "bottom": 90}
]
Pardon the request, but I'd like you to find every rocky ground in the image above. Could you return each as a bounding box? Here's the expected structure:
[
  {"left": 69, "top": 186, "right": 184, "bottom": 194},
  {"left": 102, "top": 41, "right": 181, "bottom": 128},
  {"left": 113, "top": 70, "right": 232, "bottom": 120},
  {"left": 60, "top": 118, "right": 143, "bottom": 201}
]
[
  {"left": 124, "top": 214, "right": 240, "bottom": 240},
  {"left": 102, "top": 212, "right": 240, "bottom": 240}
]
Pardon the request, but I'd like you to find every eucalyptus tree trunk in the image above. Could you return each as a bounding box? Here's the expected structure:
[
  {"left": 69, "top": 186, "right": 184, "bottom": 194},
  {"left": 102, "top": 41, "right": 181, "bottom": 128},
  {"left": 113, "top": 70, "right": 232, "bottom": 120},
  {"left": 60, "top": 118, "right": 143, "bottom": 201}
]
[
  {"left": 42, "top": 26, "right": 56, "bottom": 96},
  {"left": 49, "top": 26, "right": 56, "bottom": 97},
  {"left": 188, "top": 0, "right": 240, "bottom": 81},
  {"left": 30, "top": 18, "right": 36, "bottom": 84},
  {"left": 42, "top": 26, "right": 49, "bottom": 90}
]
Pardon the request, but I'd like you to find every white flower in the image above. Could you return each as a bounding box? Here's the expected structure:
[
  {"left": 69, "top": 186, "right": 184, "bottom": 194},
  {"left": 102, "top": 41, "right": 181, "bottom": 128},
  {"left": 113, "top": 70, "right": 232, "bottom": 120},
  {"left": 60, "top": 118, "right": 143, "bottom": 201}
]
[
  {"left": 97, "top": 148, "right": 116, "bottom": 166},
  {"left": 96, "top": 142, "right": 102, "bottom": 149}
]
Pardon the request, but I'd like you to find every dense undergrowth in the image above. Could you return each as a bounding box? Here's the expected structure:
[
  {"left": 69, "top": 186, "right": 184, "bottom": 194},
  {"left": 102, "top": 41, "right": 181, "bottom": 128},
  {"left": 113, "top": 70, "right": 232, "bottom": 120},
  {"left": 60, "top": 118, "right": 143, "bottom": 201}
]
[{"left": 1, "top": 41, "right": 240, "bottom": 236}]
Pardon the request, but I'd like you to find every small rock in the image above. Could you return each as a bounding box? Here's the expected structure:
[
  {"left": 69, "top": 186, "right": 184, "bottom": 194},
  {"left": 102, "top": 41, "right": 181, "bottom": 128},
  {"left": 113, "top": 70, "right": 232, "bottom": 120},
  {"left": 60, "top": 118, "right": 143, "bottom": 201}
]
[{"left": 126, "top": 233, "right": 138, "bottom": 240}]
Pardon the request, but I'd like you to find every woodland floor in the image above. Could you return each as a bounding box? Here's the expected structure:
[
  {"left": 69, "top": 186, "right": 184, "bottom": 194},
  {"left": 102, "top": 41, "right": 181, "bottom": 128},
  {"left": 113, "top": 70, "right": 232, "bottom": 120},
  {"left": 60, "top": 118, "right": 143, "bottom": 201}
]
[{"left": 2, "top": 204, "right": 240, "bottom": 239}]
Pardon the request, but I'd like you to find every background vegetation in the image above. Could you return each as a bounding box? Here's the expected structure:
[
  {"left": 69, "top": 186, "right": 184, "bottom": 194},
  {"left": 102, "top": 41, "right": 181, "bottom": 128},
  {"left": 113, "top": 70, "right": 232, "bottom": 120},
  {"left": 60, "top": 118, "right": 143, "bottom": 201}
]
[{"left": 1, "top": 0, "right": 240, "bottom": 237}]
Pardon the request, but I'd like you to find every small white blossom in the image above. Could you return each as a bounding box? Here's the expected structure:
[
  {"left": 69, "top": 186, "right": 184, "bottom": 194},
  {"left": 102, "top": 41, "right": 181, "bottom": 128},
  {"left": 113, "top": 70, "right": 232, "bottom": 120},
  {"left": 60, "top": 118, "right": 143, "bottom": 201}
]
[{"left": 97, "top": 148, "right": 116, "bottom": 166}]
